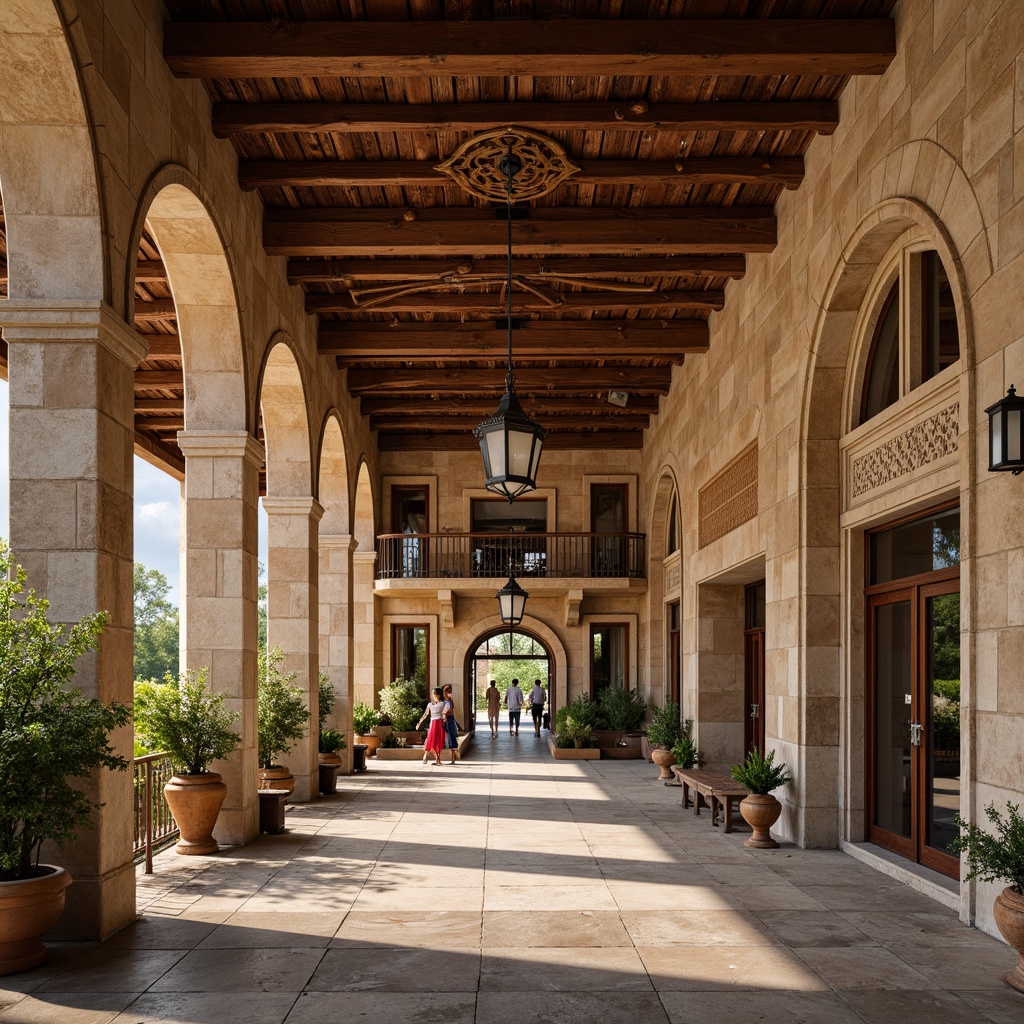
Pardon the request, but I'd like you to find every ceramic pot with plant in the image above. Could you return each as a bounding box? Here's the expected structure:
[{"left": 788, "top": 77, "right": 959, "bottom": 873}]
[
  {"left": 647, "top": 702, "right": 686, "bottom": 779},
  {"left": 258, "top": 646, "right": 312, "bottom": 793},
  {"left": 317, "top": 674, "right": 346, "bottom": 766},
  {"left": 134, "top": 668, "right": 241, "bottom": 856},
  {"left": 353, "top": 701, "right": 382, "bottom": 756},
  {"left": 671, "top": 729, "right": 701, "bottom": 771},
  {"left": 730, "top": 747, "right": 792, "bottom": 848},
  {"left": 0, "top": 543, "right": 131, "bottom": 973},
  {"left": 951, "top": 801, "right": 1024, "bottom": 991},
  {"left": 378, "top": 677, "right": 426, "bottom": 734}
]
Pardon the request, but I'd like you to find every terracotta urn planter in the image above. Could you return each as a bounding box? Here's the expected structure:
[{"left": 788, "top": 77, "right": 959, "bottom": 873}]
[
  {"left": 318, "top": 751, "right": 343, "bottom": 767},
  {"left": 993, "top": 887, "right": 1024, "bottom": 992},
  {"left": 356, "top": 734, "right": 381, "bottom": 757},
  {"left": 259, "top": 765, "right": 295, "bottom": 795},
  {"left": 0, "top": 866, "right": 72, "bottom": 975},
  {"left": 739, "top": 793, "right": 783, "bottom": 849},
  {"left": 651, "top": 747, "right": 677, "bottom": 781},
  {"left": 163, "top": 773, "right": 227, "bottom": 856}
]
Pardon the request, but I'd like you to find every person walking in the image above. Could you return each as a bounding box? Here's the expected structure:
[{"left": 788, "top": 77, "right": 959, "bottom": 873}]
[
  {"left": 528, "top": 679, "right": 547, "bottom": 736},
  {"left": 485, "top": 680, "right": 501, "bottom": 738},
  {"left": 504, "top": 678, "right": 525, "bottom": 736},
  {"left": 415, "top": 688, "right": 448, "bottom": 766},
  {"left": 442, "top": 683, "right": 460, "bottom": 763}
]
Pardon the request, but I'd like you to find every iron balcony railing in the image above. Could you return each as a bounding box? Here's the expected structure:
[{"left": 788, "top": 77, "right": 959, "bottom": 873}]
[
  {"left": 376, "top": 532, "right": 646, "bottom": 581},
  {"left": 133, "top": 752, "right": 178, "bottom": 873}
]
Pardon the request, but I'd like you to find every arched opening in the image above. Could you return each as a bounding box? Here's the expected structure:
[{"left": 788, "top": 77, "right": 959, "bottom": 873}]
[
  {"left": 647, "top": 470, "right": 681, "bottom": 710},
  {"left": 467, "top": 628, "right": 553, "bottom": 739},
  {"left": 352, "top": 460, "right": 378, "bottom": 709}
]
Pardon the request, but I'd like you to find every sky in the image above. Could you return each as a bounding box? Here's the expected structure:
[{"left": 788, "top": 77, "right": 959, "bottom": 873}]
[{"left": 0, "top": 379, "right": 267, "bottom": 607}]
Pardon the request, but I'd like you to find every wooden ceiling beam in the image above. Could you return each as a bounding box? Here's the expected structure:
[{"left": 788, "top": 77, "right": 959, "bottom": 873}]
[
  {"left": 213, "top": 99, "right": 839, "bottom": 137},
  {"left": 134, "top": 432, "right": 185, "bottom": 478},
  {"left": 321, "top": 320, "right": 708, "bottom": 361},
  {"left": 289, "top": 255, "right": 746, "bottom": 284},
  {"left": 135, "top": 260, "right": 167, "bottom": 282},
  {"left": 139, "top": 335, "right": 182, "bottom": 359},
  {"left": 136, "top": 416, "right": 186, "bottom": 432},
  {"left": 377, "top": 430, "right": 645, "bottom": 451},
  {"left": 134, "top": 299, "right": 177, "bottom": 322},
  {"left": 372, "top": 412, "right": 651, "bottom": 431},
  {"left": 164, "top": 19, "right": 896, "bottom": 79},
  {"left": 345, "top": 366, "right": 672, "bottom": 394},
  {"left": 265, "top": 206, "right": 776, "bottom": 257},
  {"left": 134, "top": 369, "right": 184, "bottom": 390},
  {"left": 240, "top": 156, "right": 803, "bottom": 191},
  {"left": 135, "top": 398, "right": 185, "bottom": 414},
  {"left": 360, "top": 394, "right": 661, "bottom": 416},
  {"left": 307, "top": 289, "right": 722, "bottom": 316}
]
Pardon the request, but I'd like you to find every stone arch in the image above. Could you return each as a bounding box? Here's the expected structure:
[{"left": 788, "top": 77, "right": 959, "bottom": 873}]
[
  {"left": 353, "top": 458, "right": 376, "bottom": 552},
  {"left": 645, "top": 467, "right": 682, "bottom": 706},
  {"left": 132, "top": 170, "right": 249, "bottom": 432},
  {"left": 799, "top": 187, "right": 979, "bottom": 849},
  {"left": 317, "top": 411, "right": 351, "bottom": 536},
  {"left": 351, "top": 459, "right": 378, "bottom": 707},
  {"left": 0, "top": 0, "right": 105, "bottom": 301},
  {"left": 258, "top": 335, "right": 314, "bottom": 498},
  {"left": 454, "top": 614, "right": 569, "bottom": 716}
]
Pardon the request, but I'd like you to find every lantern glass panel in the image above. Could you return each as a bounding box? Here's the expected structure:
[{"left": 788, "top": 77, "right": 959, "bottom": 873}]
[
  {"left": 1008, "top": 408, "right": 1022, "bottom": 462},
  {"left": 991, "top": 410, "right": 1003, "bottom": 467},
  {"left": 507, "top": 427, "right": 535, "bottom": 477}
]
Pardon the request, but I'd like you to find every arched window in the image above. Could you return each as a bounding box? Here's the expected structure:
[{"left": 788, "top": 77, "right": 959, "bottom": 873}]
[
  {"left": 858, "top": 250, "right": 961, "bottom": 427},
  {"left": 667, "top": 492, "right": 679, "bottom": 554}
]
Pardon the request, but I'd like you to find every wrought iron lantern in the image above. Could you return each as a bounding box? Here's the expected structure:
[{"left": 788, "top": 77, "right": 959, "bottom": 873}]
[
  {"left": 985, "top": 385, "right": 1024, "bottom": 474},
  {"left": 495, "top": 573, "right": 529, "bottom": 627},
  {"left": 473, "top": 145, "right": 547, "bottom": 500}
]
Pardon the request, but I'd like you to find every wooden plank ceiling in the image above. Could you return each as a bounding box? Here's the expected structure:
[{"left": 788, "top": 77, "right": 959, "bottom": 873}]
[{"left": 5, "top": 2, "right": 899, "bottom": 476}]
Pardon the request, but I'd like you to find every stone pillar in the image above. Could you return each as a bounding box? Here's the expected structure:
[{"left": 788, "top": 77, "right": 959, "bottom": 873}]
[
  {"left": 319, "top": 534, "right": 355, "bottom": 772},
  {"left": 352, "top": 549, "right": 378, "bottom": 707},
  {"left": 177, "top": 430, "right": 263, "bottom": 847},
  {"left": 263, "top": 496, "right": 323, "bottom": 802},
  {"left": 0, "top": 301, "right": 143, "bottom": 940}
]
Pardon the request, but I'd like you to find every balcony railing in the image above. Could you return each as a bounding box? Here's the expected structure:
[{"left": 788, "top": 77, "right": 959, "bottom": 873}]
[
  {"left": 133, "top": 752, "right": 178, "bottom": 873},
  {"left": 376, "top": 532, "right": 646, "bottom": 581}
]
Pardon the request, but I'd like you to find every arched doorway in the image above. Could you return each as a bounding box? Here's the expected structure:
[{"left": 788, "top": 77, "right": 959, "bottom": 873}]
[{"left": 465, "top": 627, "right": 553, "bottom": 736}]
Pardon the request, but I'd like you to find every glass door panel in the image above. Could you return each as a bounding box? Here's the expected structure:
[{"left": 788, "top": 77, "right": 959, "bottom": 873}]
[{"left": 872, "top": 597, "right": 913, "bottom": 844}]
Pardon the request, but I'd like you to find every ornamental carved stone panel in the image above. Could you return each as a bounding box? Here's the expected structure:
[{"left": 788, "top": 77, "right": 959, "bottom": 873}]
[
  {"left": 698, "top": 442, "right": 758, "bottom": 548},
  {"left": 852, "top": 402, "right": 959, "bottom": 497}
]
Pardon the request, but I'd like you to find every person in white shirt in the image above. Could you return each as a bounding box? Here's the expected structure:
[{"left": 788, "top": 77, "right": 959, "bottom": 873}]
[
  {"left": 504, "top": 679, "right": 525, "bottom": 736},
  {"left": 528, "top": 680, "right": 546, "bottom": 736}
]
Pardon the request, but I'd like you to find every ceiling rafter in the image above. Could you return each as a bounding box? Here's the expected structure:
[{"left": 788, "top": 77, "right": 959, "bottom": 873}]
[{"left": 344, "top": 366, "right": 673, "bottom": 395}]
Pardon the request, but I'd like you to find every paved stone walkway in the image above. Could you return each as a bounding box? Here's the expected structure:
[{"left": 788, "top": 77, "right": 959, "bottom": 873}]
[{"left": 1, "top": 732, "right": 1020, "bottom": 1024}]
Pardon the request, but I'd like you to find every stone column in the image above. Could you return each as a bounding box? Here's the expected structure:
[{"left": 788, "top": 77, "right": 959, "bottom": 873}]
[
  {"left": 0, "top": 301, "right": 143, "bottom": 940},
  {"left": 263, "top": 496, "right": 323, "bottom": 802},
  {"left": 352, "top": 549, "right": 378, "bottom": 707},
  {"left": 177, "top": 430, "right": 263, "bottom": 846},
  {"left": 319, "top": 534, "right": 355, "bottom": 771}
]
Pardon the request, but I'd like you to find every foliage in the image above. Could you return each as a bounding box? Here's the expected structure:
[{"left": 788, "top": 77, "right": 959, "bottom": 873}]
[
  {"left": 555, "top": 694, "right": 602, "bottom": 735},
  {"left": 318, "top": 729, "right": 347, "bottom": 754},
  {"left": 730, "top": 747, "right": 792, "bottom": 795},
  {"left": 647, "top": 701, "right": 686, "bottom": 749},
  {"left": 932, "top": 694, "right": 961, "bottom": 750},
  {"left": 930, "top": 591, "right": 960, "bottom": 681},
  {"left": 318, "top": 673, "right": 336, "bottom": 733},
  {"left": 133, "top": 562, "right": 179, "bottom": 683},
  {"left": 0, "top": 542, "right": 131, "bottom": 880},
  {"left": 353, "top": 700, "right": 380, "bottom": 736},
  {"left": 597, "top": 686, "right": 647, "bottom": 732},
  {"left": 257, "top": 562, "right": 267, "bottom": 655},
  {"left": 561, "top": 716, "right": 595, "bottom": 749},
  {"left": 933, "top": 678, "right": 961, "bottom": 703},
  {"left": 951, "top": 802, "right": 1024, "bottom": 895},
  {"left": 671, "top": 723, "right": 701, "bottom": 769},
  {"left": 380, "top": 732, "right": 402, "bottom": 748},
  {"left": 257, "top": 646, "right": 311, "bottom": 769},
  {"left": 134, "top": 669, "right": 241, "bottom": 776},
  {"left": 377, "top": 677, "right": 426, "bottom": 732}
]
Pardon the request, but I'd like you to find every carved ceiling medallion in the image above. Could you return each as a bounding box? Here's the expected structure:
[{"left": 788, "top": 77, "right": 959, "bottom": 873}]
[{"left": 436, "top": 127, "right": 580, "bottom": 203}]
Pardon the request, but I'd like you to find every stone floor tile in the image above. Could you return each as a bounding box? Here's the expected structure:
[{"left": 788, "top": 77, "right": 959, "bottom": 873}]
[
  {"left": 481, "top": 910, "right": 630, "bottom": 947},
  {"left": 754, "top": 910, "right": 879, "bottom": 948},
  {"left": 306, "top": 947, "right": 480, "bottom": 992},
  {"left": 659, "top": 989, "right": 866, "bottom": 1024},
  {"left": 607, "top": 881, "right": 736, "bottom": 911},
  {"left": 793, "top": 946, "right": 936, "bottom": 990},
  {"left": 332, "top": 910, "right": 482, "bottom": 948},
  {"left": 352, "top": 884, "right": 483, "bottom": 910},
  {"left": 475, "top": 990, "right": 670, "bottom": 1024},
  {"left": 36, "top": 949, "right": 187, "bottom": 993},
  {"left": 283, "top": 991, "right": 476, "bottom": 1024},
  {"left": 840, "top": 987, "right": 1000, "bottom": 1024},
  {"left": 837, "top": 909, "right": 1000, "bottom": 947},
  {"left": 621, "top": 910, "right": 775, "bottom": 947},
  {"left": 956, "top": 988, "right": 1024, "bottom": 1023},
  {"left": 727, "top": 884, "right": 828, "bottom": 912},
  {"left": 799, "top": 884, "right": 938, "bottom": 912},
  {"left": 100, "top": 916, "right": 218, "bottom": 950},
  {"left": 148, "top": 947, "right": 325, "bottom": 993},
  {"left": 482, "top": 884, "right": 618, "bottom": 911},
  {"left": 111, "top": 991, "right": 300, "bottom": 1024},
  {"left": 481, "top": 946, "right": 651, "bottom": 990},
  {"left": 701, "top": 862, "right": 789, "bottom": 886},
  {"left": 638, "top": 945, "right": 827, "bottom": 992},
  {"left": 0, "top": 992, "right": 136, "bottom": 1024},
  {"left": 893, "top": 942, "right": 1020, "bottom": 990},
  {"left": 198, "top": 913, "right": 346, "bottom": 948}
]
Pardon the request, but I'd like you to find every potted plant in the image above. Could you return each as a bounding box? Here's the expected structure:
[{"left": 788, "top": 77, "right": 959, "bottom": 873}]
[
  {"left": 0, "top": 543, "right": 131, "bottom": 974},
  {"left": 951, "top": 802, "right": 1024, "bottom": 991},
  {"left": 377, "top": 677, "right": 425, "bottom": 736},
  {"left": 647, "top": 701, "right": 686, "bottom": 779},
  {"left": 257, "top": 645, "right": 312, "bottom": 793},
  {"left": 317, "top": 673, "right": 346, "bottom": 765},
  {"left": 730, "top": 747, "right": 792, "bottom": 848},
  {"left": 596, "top": 686, "right": 647, "bottom": 752},
  {"left": 671, "top": 727, "right": 701, "bottom": 770},
  {"left": 134, "top": 668, "right": 240, "bottom": 856},
  {"left": 353, "top": 700, "right": 382, "bottom": 757}
]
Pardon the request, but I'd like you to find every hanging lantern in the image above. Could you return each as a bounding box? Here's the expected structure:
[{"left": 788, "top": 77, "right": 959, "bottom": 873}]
[
  {"left": 985, "top": 385, "right": 1024, "bottom": 474},
  {"left": 495, "top": 574, "right": 529, "bottom": 626}
]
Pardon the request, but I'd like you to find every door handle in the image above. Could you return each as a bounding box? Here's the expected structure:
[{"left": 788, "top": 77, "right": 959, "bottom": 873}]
[
  {"left": 910, "top": 721, "right": 923, "bottom": 747},
  {"left": 750, "top": 704, "right": 759, "bottom": 720}
]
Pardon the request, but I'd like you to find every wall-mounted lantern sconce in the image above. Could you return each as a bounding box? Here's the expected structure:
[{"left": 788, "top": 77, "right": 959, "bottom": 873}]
[{"left": 985, "top": 385, "right": 1024, "bottom": 474}]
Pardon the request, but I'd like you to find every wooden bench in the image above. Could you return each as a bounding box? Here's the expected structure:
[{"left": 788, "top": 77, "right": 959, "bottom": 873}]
[{"left": 671, "top": 767, "right": 750, "bottom": 833}]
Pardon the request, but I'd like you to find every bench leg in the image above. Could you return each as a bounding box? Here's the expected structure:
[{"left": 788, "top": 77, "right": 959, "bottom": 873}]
[
  {"left": 711, "top": 795, "right": 721, "bottom": 828},
  {"left": 681, "top": 782, "right": 690, "bottom": 810},
  {"left": 724, "top": 796, "right": 735, "bottom": 834}
]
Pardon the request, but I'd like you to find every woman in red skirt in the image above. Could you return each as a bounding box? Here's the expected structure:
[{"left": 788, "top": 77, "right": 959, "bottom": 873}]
[{"left": 416, "top": 687, "right": 448, "bottom": 765}]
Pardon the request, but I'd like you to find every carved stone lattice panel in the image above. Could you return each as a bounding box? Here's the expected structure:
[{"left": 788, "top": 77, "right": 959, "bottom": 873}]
[
  {"left": 436, "top": 127, "right": 580, "bottom": 203},
  {"left": 664, "top": 561, "right": 681, "bottom": 592},
  {"left": 852, "top": 402, "right": 960, "bottom": 497},
  {"left": 698, "top": 442, "right": 758, "bottom": 549}
]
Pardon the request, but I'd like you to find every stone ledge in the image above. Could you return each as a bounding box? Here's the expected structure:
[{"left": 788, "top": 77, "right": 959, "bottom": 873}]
[{"left": 547, "top": 735, "right": 601, "bottom": 759}]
